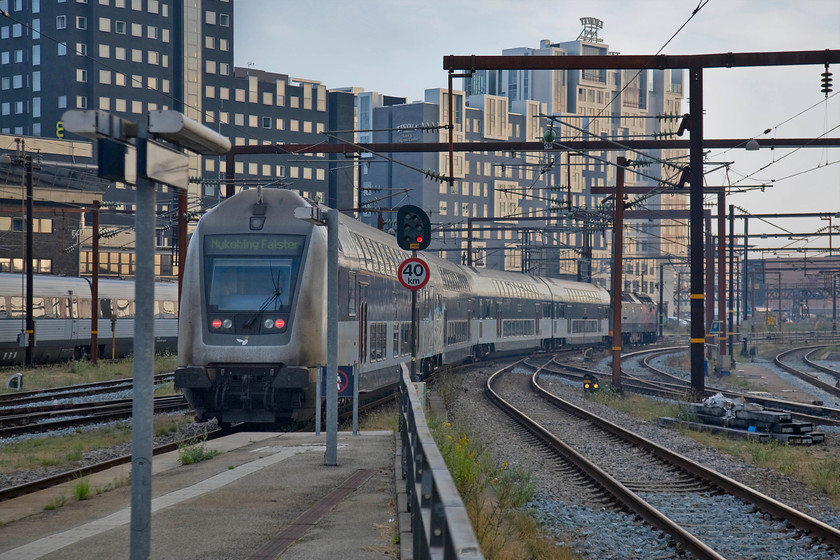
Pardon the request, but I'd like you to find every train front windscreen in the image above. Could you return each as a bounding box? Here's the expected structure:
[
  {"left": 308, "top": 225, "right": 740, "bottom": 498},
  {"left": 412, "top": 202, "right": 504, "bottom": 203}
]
[{"left": 202, "top": 234, "right": 306, "bottom": 335}]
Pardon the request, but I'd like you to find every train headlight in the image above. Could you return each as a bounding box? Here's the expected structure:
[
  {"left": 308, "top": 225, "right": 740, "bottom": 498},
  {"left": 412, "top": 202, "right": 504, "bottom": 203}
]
[
  {"left": 264, "top": 318, "right": 274, "bottom": 329},
  {"left": 222, "top": 318, "right": 232, "bottom": 329}
]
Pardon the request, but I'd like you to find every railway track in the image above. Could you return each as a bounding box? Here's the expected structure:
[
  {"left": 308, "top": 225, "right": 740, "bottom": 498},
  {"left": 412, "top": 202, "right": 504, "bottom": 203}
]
[
  {"left": 0, "top": 373, "right": 174, "bottom": 407},
  {"left": 0, "top": 394, "right": 189, "bottom": 438},
  {"left": 548, "top": 347, "right": 840, "bottom": 426},
  {"left": 487, "top": 360, "right": 840, "bottom": 559}
]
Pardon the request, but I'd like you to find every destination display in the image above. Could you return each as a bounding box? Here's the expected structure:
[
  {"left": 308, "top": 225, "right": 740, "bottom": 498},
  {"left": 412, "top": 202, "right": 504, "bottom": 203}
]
[{"left": 204, "top": 234, "right": 305, "bottom": 256}]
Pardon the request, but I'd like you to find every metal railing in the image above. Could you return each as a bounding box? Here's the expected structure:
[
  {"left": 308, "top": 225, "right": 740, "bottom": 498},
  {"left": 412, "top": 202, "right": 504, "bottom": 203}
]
[{"left": 399, "top": 363, "right": 484, "bottom": 560}]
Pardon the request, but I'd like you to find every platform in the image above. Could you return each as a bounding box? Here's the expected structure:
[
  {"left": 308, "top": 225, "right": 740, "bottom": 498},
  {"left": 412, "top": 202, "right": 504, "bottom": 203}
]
[{"left": 0, "top": 430, "right": 400, "bottom": 560}]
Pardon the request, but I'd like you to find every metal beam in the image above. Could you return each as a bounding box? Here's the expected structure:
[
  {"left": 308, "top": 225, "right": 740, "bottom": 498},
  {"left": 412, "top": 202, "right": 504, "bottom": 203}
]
[
  {"left": 229, "top": 137, "right": 840, "bottom": 156},
  {"left": 443, "top": 49, "right": 840, "bottom": 71}
]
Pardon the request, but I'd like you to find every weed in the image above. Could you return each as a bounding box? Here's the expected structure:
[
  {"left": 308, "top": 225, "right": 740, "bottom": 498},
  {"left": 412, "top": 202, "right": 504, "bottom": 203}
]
[
  {"left": 44, "top": 494, "right": 67, "bottom": 510},
  {"left": 72, "top": 477, "right": 93, "bottom": 501},
  {"left": 810, "top": 457, "right": 840, "bottom": 496},
  {"left": 65, "top": 448, "right": 83, "bottom": 462},
  {"left": 178, "top": 430, "right": 219, "bottom": 465},
  {"left": 431, "top": 419, "right": 572, "bottom": 559}
]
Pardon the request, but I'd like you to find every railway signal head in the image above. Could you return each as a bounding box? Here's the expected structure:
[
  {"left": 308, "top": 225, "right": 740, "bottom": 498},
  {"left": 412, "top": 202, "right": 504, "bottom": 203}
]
[
  {"left": 583, "top": 376, "right": 599, "bottom": 392},
  {"left": 396, "top": 205, "right": 431, "bottom": 251}
]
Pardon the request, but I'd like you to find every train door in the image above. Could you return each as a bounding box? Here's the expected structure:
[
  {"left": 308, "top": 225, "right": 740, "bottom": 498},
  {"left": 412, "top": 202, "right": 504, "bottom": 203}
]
[
  {"left": 62, "top": 291, "right": 80, "bottom": 360},
  {"left": 496, "top": 300, "right": 502, "bottom": 338}
]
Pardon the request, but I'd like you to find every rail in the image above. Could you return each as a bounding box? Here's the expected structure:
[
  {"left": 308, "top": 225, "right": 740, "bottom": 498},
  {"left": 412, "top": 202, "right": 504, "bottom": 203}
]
[{"left": 398, "top": 363, "right": 483, "bottom": 560}]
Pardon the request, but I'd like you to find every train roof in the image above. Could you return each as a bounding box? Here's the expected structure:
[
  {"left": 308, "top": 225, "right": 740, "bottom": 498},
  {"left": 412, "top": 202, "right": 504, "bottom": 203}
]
[{"left": 0, "top": 273, "right": 91, "bottom": 297}]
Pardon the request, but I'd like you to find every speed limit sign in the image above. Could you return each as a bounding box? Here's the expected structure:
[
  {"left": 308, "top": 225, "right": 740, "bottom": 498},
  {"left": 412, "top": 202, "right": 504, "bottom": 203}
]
[{"left": 398, "top": 257, "right": 430, "bottom": 291}]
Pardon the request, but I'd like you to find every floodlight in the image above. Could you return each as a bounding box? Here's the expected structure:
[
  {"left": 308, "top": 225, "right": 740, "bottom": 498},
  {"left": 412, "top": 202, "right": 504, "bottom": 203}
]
[{"left": 147, "top": 110, "right": 231, "bottom": 155}]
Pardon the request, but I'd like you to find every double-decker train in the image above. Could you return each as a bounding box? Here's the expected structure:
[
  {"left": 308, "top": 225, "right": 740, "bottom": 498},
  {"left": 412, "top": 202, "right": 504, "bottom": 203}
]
[
  {"left": 175, "top": 188, "right": 658, "bottom": 426},
  {"left": 0, "top": 273, "right": 178, "bottom": 367}
]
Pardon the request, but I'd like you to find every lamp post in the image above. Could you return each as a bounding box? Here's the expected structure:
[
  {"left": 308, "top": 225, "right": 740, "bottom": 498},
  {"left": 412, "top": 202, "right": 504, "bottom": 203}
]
[{"left": 63, "top": 109, "right": 230, "bottom": 560}]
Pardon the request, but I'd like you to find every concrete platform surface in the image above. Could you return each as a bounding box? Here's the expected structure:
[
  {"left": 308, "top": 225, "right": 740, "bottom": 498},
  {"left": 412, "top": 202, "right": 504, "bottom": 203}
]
[{"left": 0, "top": 431, "right": 399, "bottom": 560}]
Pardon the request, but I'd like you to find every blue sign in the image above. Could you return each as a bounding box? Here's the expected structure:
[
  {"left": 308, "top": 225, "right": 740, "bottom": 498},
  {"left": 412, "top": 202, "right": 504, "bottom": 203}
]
[{"left": 320, "top": 365, "right": 356, "bottom": 398}]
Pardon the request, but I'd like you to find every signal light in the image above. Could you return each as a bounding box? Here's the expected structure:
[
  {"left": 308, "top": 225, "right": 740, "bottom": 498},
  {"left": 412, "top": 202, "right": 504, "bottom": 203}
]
[
  {"left": 396, "top": 205, "right": 431, "bottom": 251},
  {"left": 583, "top": 376, "right": 599, "bottom": 392}
]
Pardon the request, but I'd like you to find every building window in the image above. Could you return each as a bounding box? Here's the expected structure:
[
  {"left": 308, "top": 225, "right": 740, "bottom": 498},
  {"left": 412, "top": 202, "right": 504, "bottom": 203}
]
[
  {"left": 14, "top": 100, "right": 23, "bottom": 113},
  {"left": 115, "top": 21, "right": 125, "bottom": 34},
  {"left": 32, "top": 71, "right": 40, "bottom": 91},
  {"left": 131, "top": 49, "right": 141, "bottom": 62},
  {"left": 219, "top": 38, "right": 228, "bottom": 51},
  {"left": 115, "top": 72, "right": 125, "bottom": 85},
  {"left": 146, "top": 26, "right": 157, "bottom": 39},
  {"left": 77, "top": 96, "right": 87, "bottom": 109},
  {"left": 205, "top": 11, "right": 216, "bottom": 24},
  {"left": 76, "top": 68, "right": 87, "bottom": 82},
  {"left": 99, "top": 96, "right": 110, "bottom": 110},
  {"left": 262, "top": 116, "right": 271, "bottom": 128},
  {"left": 99, "top": 17, "right": 110, "bottom": 32},
  {"left": 148, "top": 0, "right": 158, "bottom": 13},
  {"left": 99, "top": 69, "right": 111, "bottom": 84},
  {"left": 76, "top": 16, "right": 86, "bottom": 29},
  {"left": 205, "top": 60, "right": 216, "bottom": 74},
  {"left": 219, "top": 13, "right": 229, "bottom": 26},
  {"left": 98, "top": 44, "right": 110, "bottom": 58},
  {"left": 147, "top": 51, "right": 159, "bottom": 65},
  {"left": 131, "top": 23, "right": 141, "bottom": 36},
  {"left": 56, "top": 15, "right": 66, "bottom": 29},
  {"left": 205, "top": 36, "right": 214, "bottom": 49},
  {"left": 115, "top": 98, "right": 126, "bottom": 111},
  {"left": 58, "top": 95, "right": 67, "bottom": 108},
  {"left": 1, "top": 103, "right": 9, "bottom": 116},
  {"left": 132, "top": 100, "right": 142, "bottom": 114},
  {"left": 58, "top": 42, "right": 66, "bottom": 56},
  {"left": 32, "top": 44, "right": 40, "bottom": 65},
  {"left": 219, "top": 62, "right": 229, "bottom": 75},
  {"left": 115, "top": 46, "right": 125, "bottom": 60},
  {"left": 1, "top": 52, "right": 7, "bottom": 64}
]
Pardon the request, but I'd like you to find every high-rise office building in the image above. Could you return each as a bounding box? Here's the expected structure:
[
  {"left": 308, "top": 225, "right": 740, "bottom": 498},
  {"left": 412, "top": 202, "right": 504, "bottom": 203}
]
[{"left": 0, "top": 0, "right": 354, "bottom": 278}]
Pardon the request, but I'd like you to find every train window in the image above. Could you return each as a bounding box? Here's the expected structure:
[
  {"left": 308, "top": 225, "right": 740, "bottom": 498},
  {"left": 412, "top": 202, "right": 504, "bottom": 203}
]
[
  {"left": 100, "top": 299, "right": 114, "bottom": 320},
  {"left": 31, "top": 297, "right": 46, "bottom": 318},
  {"left": 115, "top": 299, "right": 134, "bottom": 318},
  {"left": 78, "top": 298, "right": 92, "bottom": 319},
  {"left": 347, "top": 272, "right": 357, "bottom": 316},
  {"left": 155, "top": 300, "right": 177, "bottom": 318},
  {"left": 356, "top": 236, "right": 370, "bottom": 271},
  {"left": 204, "top": 234, "right": 305, "bottom": 313},
  {"left": 9, "top": 297, "right": 24, "bottom": 318},
  {"left": 400, "top": 322, "right": 410, "bottom": 356},
  {"left": 392, "top": 322, "right": 400, "bottom": 358},
  {"left": 0, "top": 296, "right": 6, "bottom": 317}
]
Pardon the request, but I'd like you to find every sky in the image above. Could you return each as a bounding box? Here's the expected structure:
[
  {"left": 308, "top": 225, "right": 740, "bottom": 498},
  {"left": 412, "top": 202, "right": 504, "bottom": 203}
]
[{"left": 233, "top": 0, "right": 840, "bottom": 250}]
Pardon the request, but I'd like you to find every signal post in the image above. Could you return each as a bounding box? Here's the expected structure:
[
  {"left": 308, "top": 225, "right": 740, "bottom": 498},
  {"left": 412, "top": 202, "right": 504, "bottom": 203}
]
[{"left": 396, "top": 205, "right": 431, "bottom": 381}]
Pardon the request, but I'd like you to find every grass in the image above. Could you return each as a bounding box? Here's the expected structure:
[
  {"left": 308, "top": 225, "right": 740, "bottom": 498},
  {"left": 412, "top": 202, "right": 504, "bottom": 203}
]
[
  {"left": 431, "top": 418, "right": 576, "bottom": 560},
  {"left": 0, "top": 413, "right": 193, "bottom": 473},
  {"left": 0, "top": 352, "right": 178, "bottom": 395},
  {"left": 177, "top": 430, "right": 219, "bottom": 465},
  {"left": 71, "top": 477, "right": 93, "bottom": 501}
]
